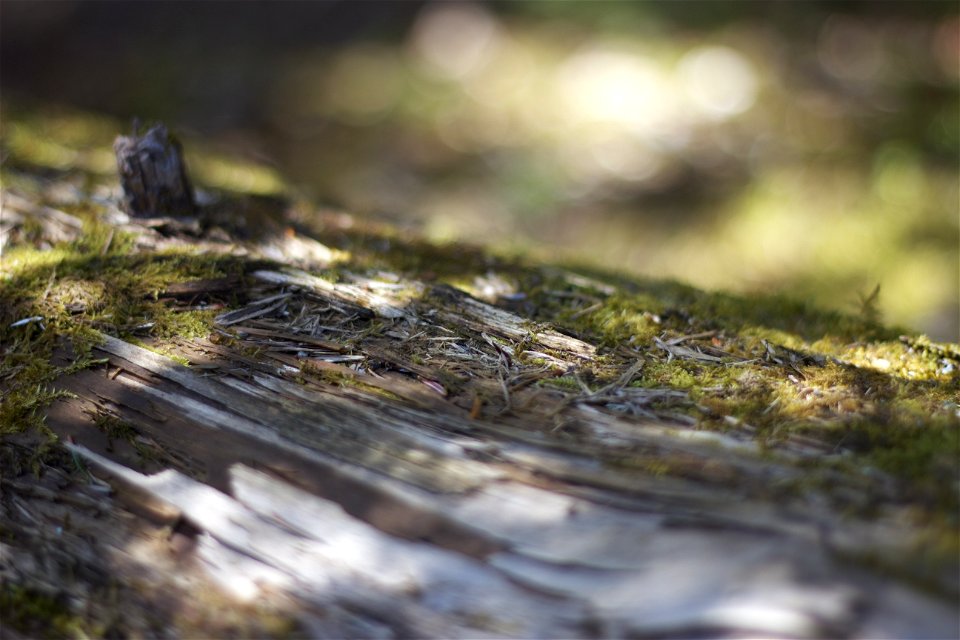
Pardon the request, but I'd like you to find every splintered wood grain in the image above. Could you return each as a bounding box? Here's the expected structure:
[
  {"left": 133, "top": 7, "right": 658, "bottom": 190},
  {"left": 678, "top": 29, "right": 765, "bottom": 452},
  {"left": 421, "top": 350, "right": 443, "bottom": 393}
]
[
  {"left": 24, "top": 224, "right": 956, "bottom": 638},
  {"left": 427, "top": 283, "right": 597, "bottom": 360},
  {"left": 39, "top": 330, "right": 958, "bottom": 638},
  {"left": 8, "top": 115, "right": 953, "bottom": 640}
]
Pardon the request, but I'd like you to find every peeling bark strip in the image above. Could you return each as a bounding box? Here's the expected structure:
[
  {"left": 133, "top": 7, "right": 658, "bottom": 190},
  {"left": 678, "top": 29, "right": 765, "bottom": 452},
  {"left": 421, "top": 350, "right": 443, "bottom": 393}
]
[{"left": 114, "top": 122, "right": 195, "bottom": 217}]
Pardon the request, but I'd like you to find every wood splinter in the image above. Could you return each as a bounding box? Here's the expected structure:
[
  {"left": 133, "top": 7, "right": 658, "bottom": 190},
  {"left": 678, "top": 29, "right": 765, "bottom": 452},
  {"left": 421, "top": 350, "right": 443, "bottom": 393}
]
[{"left": 114, "top": 121, "right": 196, "bottom": 217}]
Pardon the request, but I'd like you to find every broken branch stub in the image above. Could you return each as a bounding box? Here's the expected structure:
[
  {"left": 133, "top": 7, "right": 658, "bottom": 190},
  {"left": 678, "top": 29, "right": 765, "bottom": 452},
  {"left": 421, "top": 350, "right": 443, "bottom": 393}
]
[{"left": 114, "top": 122, "right": 196, "bottom": 217}]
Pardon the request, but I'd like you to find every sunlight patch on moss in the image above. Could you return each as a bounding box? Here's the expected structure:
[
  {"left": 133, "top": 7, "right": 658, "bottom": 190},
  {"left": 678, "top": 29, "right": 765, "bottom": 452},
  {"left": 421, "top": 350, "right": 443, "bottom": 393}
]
[
  {"left": 188, "top": 153, "right": 287, "bottom": 196},
  {"left": 0, "top": 218, "right": 250, "bottom": 455},
  {"left": 5, "top": 122, "right": 80, "bottom": 170}
]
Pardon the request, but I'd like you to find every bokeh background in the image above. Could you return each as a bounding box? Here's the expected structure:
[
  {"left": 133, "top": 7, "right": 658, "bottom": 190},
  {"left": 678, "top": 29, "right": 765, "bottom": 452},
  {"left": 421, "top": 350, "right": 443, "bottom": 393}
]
[{"left": 2, "top": 1, "right": 957, "bottom": 341}]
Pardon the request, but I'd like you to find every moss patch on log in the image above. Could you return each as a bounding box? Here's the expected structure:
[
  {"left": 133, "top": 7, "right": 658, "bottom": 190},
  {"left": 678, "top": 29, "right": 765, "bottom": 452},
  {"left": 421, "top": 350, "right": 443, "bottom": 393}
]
[{"left": 2, "top": 102, "right": 957, "bottom": 526}]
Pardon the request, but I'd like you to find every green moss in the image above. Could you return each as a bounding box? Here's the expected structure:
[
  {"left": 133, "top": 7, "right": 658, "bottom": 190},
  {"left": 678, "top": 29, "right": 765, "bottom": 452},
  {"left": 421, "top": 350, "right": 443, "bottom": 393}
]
[
  {"left": 836, "top": 519, "right": 960, "bottom": 600},
  {"left": 544, "top": 375, "right": 581, "bottom": 391},
  {"left": 0, "top": 214, "right": 255, "bottom": 467},
  {"left": 570, "top": 293, "right": 664, "bottom": 348},
  {"left": 0, "top": 383, "right": 66, "bottom": 441},
  {"left": 0, "top": 584, "right": 88, "bottom": 638},
  {"left": 499, "top": 266, "right": 959, "bottom": 513},
  {"left": 841, "top": 416, "right": 959, "bottom": 508},
  {"left": 3, "top": 101, "right": 957, "bottom": 533},
  {"left": 92, "top": 411, "right": 138, "bottom": 441},
  {"left": 299, "top": 361, "right": 404, "bottom": 402},
  {"left": 609, "top": 454, "right": 672, "bottom": 477}
]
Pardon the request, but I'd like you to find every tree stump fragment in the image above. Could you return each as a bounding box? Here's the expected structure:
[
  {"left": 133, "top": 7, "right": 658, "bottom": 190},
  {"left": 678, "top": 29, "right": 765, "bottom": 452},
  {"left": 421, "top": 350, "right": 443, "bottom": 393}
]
[{"left": 114, "top": 122, "right": 195, "bottom": 217}]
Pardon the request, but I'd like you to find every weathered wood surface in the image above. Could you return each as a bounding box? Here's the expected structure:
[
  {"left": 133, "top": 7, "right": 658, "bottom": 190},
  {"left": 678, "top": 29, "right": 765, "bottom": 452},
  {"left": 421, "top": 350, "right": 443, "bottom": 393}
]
[
  {"left": 114, "top": 122, "right": 195, "bottom": 217},
  {"left": 2, "top": 179, "right": 957, "bottom": 638},
  {"left": 5, "top": 273, "right": 952, "bottom": 637}
]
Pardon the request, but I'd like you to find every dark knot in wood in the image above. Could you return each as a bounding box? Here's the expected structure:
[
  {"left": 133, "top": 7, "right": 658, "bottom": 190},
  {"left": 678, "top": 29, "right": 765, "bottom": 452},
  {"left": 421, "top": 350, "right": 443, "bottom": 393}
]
[{"left": 114, "top": 122, "right": 196, "bottom": 217}]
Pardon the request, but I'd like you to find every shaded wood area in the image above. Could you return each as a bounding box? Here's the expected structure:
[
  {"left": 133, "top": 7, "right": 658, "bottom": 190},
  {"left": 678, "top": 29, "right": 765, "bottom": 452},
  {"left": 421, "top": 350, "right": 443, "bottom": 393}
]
[{"left": 1, "top": 149, "right": 957, "bottom": 638}]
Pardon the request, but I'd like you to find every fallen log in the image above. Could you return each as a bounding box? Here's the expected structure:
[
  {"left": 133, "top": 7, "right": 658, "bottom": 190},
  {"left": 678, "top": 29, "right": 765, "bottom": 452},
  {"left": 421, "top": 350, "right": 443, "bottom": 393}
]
[{"left": 2, "top": 111, "right": 957, "bottom": 638}]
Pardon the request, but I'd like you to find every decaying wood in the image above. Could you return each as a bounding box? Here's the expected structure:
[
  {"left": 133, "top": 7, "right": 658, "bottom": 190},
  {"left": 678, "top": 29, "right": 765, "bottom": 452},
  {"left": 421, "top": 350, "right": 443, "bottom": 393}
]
[
  {"left": 114, "top": 122, "right": 195, "bottom": 217},
  {"left": 3, "top": 160, "right": 957, "bottom": 638},
  {"left": 0, "top": 190, "right": 84, "bottom": 249},
  {"left": 24, "top": 315, "right": 956, "bottom": 637}
]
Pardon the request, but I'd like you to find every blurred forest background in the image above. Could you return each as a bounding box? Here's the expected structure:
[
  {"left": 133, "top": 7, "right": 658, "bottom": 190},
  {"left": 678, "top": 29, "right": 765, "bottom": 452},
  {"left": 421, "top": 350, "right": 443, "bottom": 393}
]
[{"left": 2, "top": 0, "right": 957, "bottom": 341}]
